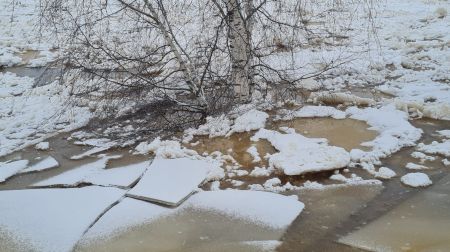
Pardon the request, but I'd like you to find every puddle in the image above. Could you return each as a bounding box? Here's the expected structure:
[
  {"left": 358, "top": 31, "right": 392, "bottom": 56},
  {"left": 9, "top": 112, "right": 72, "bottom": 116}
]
[
  {"left": 76, "top": 208, "right": 284, "bottom": 252},
  {"left": 274, "top": 118, "right": 378, "bottom": 151}
]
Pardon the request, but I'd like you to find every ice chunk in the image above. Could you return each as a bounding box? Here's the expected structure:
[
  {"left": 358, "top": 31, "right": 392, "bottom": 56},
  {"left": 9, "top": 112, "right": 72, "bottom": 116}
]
[
  {"left": 126, "top": 158, "right": 212, "bottom": 206},
  {"left": 374, "top": 167, "right": 396, "bottom": 179},
  {"left": 19, "top": 156, "right": 59, "bottom": 174},
  {"left": 417, "top": 140, "right": 450, "bottom": 157},
  {"left": 401, "top": 172, "right": 432, "bottom": 187},
  {"left": 32, "top": 156, "right": 146, "bottom": 188},
  {"left": 247, "top": 146, "right": 261, "bottom": 163},
  {"left": 227, "top": 109, "right": 269, "bottom": 136},
  {"left": 34, "top": 141, "right": 50, "bottom": 150},
  {"left": 80, "top": 190, "right": 304, "bottom": 245},
  {"left": 293, "top": 106, "right": 346, "bottom": 119},
  {"left": 0, "top": 160, "right": 29, "bottom": 182},
  {"left": 251, "top": 129, "right": 350, "bottom": 175},
  {"left": 0, "top": 186, "right": 124, "bottom": 252},
  {"left": 405, "top": 162, "right": 429, "bottom": 170}
]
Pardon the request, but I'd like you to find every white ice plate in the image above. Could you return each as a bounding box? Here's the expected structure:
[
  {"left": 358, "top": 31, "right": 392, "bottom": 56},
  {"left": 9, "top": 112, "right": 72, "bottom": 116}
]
[
  {"left": 126, "top": 158, "right": 211, "bottom": 206},
  {"left": 19, "top": 156, "right": 59, "bottom": 174},
  {"left": 0, "top": 159, "right": 28, "bottom": 182},
  {"left": 0, "top": 186, "right": 125, "bottom": 252}
]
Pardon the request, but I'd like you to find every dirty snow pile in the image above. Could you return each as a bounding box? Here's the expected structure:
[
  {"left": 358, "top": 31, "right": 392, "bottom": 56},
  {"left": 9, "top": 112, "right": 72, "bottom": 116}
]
[{"left": 251, "top": 128, "right": 350, "bottom": 175}]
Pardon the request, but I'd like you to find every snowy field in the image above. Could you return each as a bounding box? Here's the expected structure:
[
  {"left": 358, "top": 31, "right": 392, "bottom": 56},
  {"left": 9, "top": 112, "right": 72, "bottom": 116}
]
[{"left": 1, "top": 0, "right": 450, "bottom": 251}]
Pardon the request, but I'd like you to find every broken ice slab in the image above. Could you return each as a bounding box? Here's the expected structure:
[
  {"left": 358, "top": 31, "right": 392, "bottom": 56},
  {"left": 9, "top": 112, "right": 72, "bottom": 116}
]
[
  {"left": 70, "top": 146, "right": 112, "bottom": 160},
  {"left": 77, "top": 190, "right": 304, "bottom": 252},
  {"left": 126, "top": 158, "right": 212, "bottom": 206},
  {"left": 32, "top": 156, "right": 148, "bottom": 188},
  {"left": 0, "top": 159, "right": 28, "bottom": 183},
  {"left": 19, "top": 156, "right": 59, "bottom": 174},
  {"left": 0, "top": 186, "right": 124, "bottom": 252},
  {"left": 339, "top": 174, "right": 450, "bottom": 251}
]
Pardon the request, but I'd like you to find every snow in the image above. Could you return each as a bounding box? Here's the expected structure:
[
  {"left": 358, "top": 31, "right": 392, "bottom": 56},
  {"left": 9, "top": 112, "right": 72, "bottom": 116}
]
[
  {"left": 347, "top": 105, "right": 423, "bottom": 169},
  {"left": 293, "top": 106, "right": 346, "bottom": 119},
  {"left": 417, "top": 140, "right": 450, "bottom": 157},
  {"left": 71, "top": 146, "right": 113, "bottom": 160},
  {"left": 0, "top": 81, "right": 91, "bottom": 157},
  {"left": 19, "top": 156, "right": 59, "bottom": 174},
  {"left": 81, "top": 190, "right": 304, "bottom": 244},
  {"left": 32, "top": 156, "right": 147, "bottom": 188},
  {"left": 410, "top": 151, "right": 436, "bottom": 163},
  {"left": 247, "top": 146, "right": 262, "bottom": 163},
  {"left": 437, "top": 130, "right": 450, "bottom": 138},
  {"left": 0, "top": 159, "right": 29, "bottom": 182},
  {"left": 135, "top": 137, "right": 197, "bottom": 158},
  {"left": 249, "top": 166, "right": 272, "bottom": 177},
  {"left": 251, "top": 128, "right": 350, "bottom": 175},
  {"left": 0, "top": 186, "right": 124, "bottom": 252},
  {"left": 183, "top": 115, "right": 231, "bottom": 142},
  {"left": 34, "top": 141, "right": 50, "bottom": 150},
  {"left": 126, "top": 158, "right": 213, "bottom": 206},
  {"left": 374, "top": 167, "right": 397, "bottom": 179},
  {"left": 227, "top": 109, "right": 269, "bottom": 136},
  {"left": 401, "top": 173, "right": 432, "bottom": 187},
  {"left": 308, "top": 92, "right": 375, "bottom": 106},
  {"left": 0, "top": 72, "right": 34, "bottom": 97},
  {"left": 443, "top": 159, "right": 450, "bottom": 166},
  {"left": 405, "top": 162, "right": 430, "bottom": 170}
]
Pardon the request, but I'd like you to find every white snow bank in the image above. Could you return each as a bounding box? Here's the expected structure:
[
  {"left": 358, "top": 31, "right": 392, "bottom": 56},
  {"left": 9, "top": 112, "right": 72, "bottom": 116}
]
[
  {"left": 135, "top": 137, "right": 197, "bottom": 158},
  {"left": 401, "top": 173, "right": 432, "bottom": 187},
  {"left": 293, "top": 105, "right": 346, "bottom": 119},
  {"left": 32, "top": 156, "right": 147, "bottom": 188},
  {"left": 81, "top": 190, "right": 304, "bottom": 243},
  {"left": 0, "top": 81, "right": 91, "bottom": 157},
  {"left": 437, "top": 130, "right": 450, "bottom": 138},
  {"left": 347, "top": 105, "right": 423, "bottom": 169},
  {"left": 126, "top": 158, "right": 213, "bottom": 206},
  {"left": 0, "top": 159, "right": 29, "bottom": 182},
  {"left": 0, "top": 186, "right": 124, "bottom": 252},
  {"left": 416, "top": 140, "right": 450, "bottom": 157},
  {"left": 183, "top": 115, "right": 231, "bottom": 142},
  {"left": 19, "top": 156, "right": 59, "bottom": 174},
  {"left": 227, "top": 109, "right": 269, "bottom": 136},
  {"left": 379, "top": 82, "right": 450, "bottom": 120},
  {"left": 0, "top": 72, "right": 34, "bottom": 98},
  {"left": 251, "top": 129, "right": 350, "bottom": 175},
  {"left": 308, "top": 91, "right": 375, "bottom": 106}
]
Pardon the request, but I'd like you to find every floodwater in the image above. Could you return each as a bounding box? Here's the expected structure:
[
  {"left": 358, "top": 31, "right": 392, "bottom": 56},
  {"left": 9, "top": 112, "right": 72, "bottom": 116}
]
[{"left": 1, "top": 99, "right": 450, "bottom": 252}]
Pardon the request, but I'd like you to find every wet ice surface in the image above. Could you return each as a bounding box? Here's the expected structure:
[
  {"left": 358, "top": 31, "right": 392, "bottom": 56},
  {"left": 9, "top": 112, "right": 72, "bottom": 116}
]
[
  {"left": 0, "top": 186, "right": 125, "bottom": 252},
  {"left": 339, "top": 174, "right": 450, "bottom": 252},
  {"left": 77, "top": 191, "right": 303, "bottom": 252}
]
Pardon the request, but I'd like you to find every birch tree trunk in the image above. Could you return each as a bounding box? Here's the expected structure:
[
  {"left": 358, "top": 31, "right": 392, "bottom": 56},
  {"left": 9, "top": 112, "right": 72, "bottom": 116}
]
[{"left": 227, "top": 0, "right": 252, "bottom": 102}]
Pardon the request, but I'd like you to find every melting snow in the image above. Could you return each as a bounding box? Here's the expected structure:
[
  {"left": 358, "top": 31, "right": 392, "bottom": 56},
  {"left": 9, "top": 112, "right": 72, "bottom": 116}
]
[
  {"left": 251, "top": 129, "right": 350, "bottom": 175},
  {"left": 19, "top": 156, "right": 59, "bottom": 174}
]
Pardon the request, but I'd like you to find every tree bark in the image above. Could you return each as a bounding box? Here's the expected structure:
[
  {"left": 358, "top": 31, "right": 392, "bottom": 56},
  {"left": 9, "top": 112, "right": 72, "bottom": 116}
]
[{"left": 227, "top": 0, "right": 252, "bottom": 102}]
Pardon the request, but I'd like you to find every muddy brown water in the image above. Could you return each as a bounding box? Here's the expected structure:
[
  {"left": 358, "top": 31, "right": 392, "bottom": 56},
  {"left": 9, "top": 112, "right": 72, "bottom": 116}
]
[{"left": 0, "top": 114, "right": 449, "bottom": 251}]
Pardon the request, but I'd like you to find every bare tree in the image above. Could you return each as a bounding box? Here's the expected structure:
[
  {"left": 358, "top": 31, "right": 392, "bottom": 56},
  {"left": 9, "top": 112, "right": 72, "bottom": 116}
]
[{"left": 38, "top": 0, "right": 377, "bottom": 128}]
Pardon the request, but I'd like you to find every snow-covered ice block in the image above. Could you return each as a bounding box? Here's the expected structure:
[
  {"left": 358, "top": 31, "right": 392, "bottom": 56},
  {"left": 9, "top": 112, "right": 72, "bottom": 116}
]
[
  {"left": 0, "top": 160, "right": 28, "bottom": 182},
  {"left": 0, "top": 186, "right": 124, "bottom": 252},
  {"left": 227, "top": 109, "right": 269, "bottom": 136},
  {"left": 35, "top": 141, "right": 50, "bottom": 150},
  {"left": 32, "top": 156, "right": 147, "bottom": 188},
  {"left": 293, "top": 105, "right": 346, "bottom": 119},
  {"left": 126, "top": 158, "right": 211, "bottom": 206},
  {"left": 19, "top": 156, "right": 59, "bottom": 174},
  {"left": 417, "top": 140, "right": 450, "bottom": 157},
  {"left": 80, "top": 190, "right": 304, "bottom": 246},
  {"left": 401, "top": 172, "right": 432, "bottom": 187},
  {"left": 251, "top": 129, "right": 350, "bottom": 175}
]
